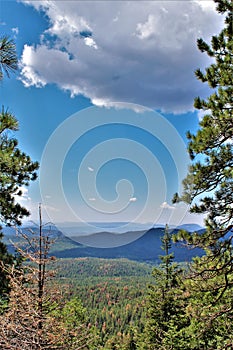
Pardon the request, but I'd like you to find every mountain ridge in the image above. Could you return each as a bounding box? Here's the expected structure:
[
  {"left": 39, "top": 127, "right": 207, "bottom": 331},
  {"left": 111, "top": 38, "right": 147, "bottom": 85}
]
[{"left": 2, "top": 226, "right": 204, "bottom": 263}]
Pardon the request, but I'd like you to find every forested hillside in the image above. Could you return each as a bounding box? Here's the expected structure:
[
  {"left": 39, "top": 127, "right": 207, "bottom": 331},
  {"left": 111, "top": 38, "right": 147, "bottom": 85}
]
[{"left": 50, "top": 258, "right": 152, "bottom": 348}]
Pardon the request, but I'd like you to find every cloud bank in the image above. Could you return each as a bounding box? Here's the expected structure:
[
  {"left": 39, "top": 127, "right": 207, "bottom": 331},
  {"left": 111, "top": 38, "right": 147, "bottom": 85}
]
[{"left": 19, "top": 0, "right": 224, "bottom": 113}]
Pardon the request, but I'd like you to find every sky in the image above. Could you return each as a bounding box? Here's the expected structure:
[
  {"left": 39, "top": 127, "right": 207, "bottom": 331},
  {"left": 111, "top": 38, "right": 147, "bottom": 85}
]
[{"left": 1, "top": 0, "right": 225, "bottom": 234}]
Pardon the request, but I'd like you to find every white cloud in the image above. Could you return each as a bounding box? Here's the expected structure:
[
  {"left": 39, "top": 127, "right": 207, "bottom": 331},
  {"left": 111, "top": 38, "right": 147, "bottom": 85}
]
[
  {"left": 14, "top": 186, "right": 30, "bottom": 201},
  {"left": 195, "top": 0, "right": 216, "bottom": 11},
  {"left": 160, "top": 201, "right": 175, "bottom": 210},
  {"left": 136, "top": 14, "right": 157, "bottom": 40},
  {"left": 197, "top": 109, "right": 212, "bottom": 121},
  {"left": 84, "top": 37, "right": 98, "bottom": 49},
  {"left": 89, "top": 197, "right": 96, "bottom": 201},
  {"left": 12, "top": 27, "right": 19, "bottom": 36},
  {"left": 91, "top": 99, "right": 150, "bottom": 113},
  {"left": 20, "top": 44, "right": 77, "bottom": 88},
  {"left": 129, "top": 197, "right": 137, "bottom": 202},
  {"left": 19, "top": 0, "right": 224, "bottom": 113},
  {"left": 88, "top": 166, "right": 94, "bottom": 172}
]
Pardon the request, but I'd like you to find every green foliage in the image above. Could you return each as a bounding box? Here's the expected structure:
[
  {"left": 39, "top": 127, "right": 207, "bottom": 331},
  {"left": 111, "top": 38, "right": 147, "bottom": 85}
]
[
  {"left": 49, "top": 258, "right": 152, "bottom": 349},
  {"left": 173, "top": 0, "right": 233, "bottom": 245},
  {"left": 50, "top": 297, "right": 97, "bottom": 349},
  {"left": 0, "top": 232, "right": 14, "bottom": 296},
  {"left": 0, "top": 231, "right": 22, "bottom": 298},
  {"left": 0, "top": 35, "right": 17, "bottom": 79},
  {"left": 142, "top": 227, "right": 188, "bottom": 349},
  {"left": 171, "top": 2, "right": 233, "bottom": 347},
  {"left": 0, "top": 35, "right": 38, "bottom": 299},
  {"left": 53, "top": 257, "right": 151, "bottom": 278},
  {"left": 178, "top": 250, "right": 233, "bottom": 349},
  {"left": 0, "top": 35, "right": 38, "bottom": 226},
  {"left": 58, "top": 297, "right": 86, "bottom": 326},
  {"left": 0, "top": 107, "right": 39, "bottom": 226},
  {"left": 142, "top": 227, "right": 233, "bottom": 349}
]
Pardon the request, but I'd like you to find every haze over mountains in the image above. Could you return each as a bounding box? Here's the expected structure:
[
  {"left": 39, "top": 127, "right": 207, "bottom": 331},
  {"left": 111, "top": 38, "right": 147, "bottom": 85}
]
[
  {"left": 55, "top": 222, "right": 203, "bottom": 233},
  {"left": 2, "top": 224, "right": 204, "bottom": 263}
]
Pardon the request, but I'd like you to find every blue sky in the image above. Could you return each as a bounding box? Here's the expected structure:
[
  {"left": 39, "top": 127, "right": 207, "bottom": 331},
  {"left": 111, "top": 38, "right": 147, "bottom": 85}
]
[{"left": 1, "top": 1, "right": 224, "bottom": 231}]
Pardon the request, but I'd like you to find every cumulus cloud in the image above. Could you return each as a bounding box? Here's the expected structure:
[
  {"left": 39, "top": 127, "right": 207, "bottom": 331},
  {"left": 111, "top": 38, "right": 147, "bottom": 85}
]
[
  {"left": 195, "top": 0, "right": 216, "bottom": 11},
  {"left": 84, "top": 37, "right": 98, "bottom": 49},
  {"left": 129, "top": 197, "right": 137, "bottom": 202},
  {"left": 136, "top": 14, "right": 157, "bottom": 40},
  {"left": 19, "top": 0, "right": 224, "bottom": 113},
  {"left": 88, "top": 166, "right": 94, "bottom": 172}
]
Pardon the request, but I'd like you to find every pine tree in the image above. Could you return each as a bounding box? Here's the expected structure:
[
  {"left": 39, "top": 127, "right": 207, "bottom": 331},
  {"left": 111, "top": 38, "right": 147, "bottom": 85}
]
[
  {"left": 0, "top": 107, "right": 39, "bottom": 226},
  {"left": 172, "top": 0, "right": 233, "bottom": 312},
  {"left": 0, "top": 35, "right": 39, "bottom": 297},
  {"left": 0, "top": 35, "right": 38, "bottom": 225},
  {"left": 172, "top": 0, "right": 233, "bottom": 347},
  {"left": 142, "top": 225, "right": 188, "bottom": 349},
  {"left": 0, "top": 232, "right": 15, "bottom": 307},
  {"left": 173, "top": 0, "right": 233, "bottom": 255},
  {"left": 179, "top": 252, "right": 233, "bottom": 350}
]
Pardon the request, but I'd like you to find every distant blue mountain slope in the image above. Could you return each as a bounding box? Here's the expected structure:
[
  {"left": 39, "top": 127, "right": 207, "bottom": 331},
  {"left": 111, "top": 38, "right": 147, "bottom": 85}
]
[{"left": 2, "top": 226, "right": 203, "bottom": 262}]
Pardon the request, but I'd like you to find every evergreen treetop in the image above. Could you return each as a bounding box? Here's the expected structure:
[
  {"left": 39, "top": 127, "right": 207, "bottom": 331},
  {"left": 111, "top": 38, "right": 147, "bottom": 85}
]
[{"left": 173, "top": 0, "right": 233, "bottom": 247}]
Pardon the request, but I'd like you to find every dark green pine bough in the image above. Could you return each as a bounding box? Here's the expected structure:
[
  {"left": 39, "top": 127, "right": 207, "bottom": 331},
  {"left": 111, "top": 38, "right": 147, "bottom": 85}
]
[
  {"left": 0, "top": 36, "right": 39, "bottom": 297},
  {"left": 171, "top": 0, "right": 233, "bottom": 348},
  {"left": 0, "top": 109, "right": 38, "bottom": 225},
  {"left": 0, "top": 36, "right": 39, "bottom": 226},
  {"left": 145, "top": 3, "right": 233, "bottom": 342},
  {"left": 142, "top": 225, "right": 187, "bottom": 350},
  {"left": 173, "top": 0, "right": 233, "bottom": 278}
]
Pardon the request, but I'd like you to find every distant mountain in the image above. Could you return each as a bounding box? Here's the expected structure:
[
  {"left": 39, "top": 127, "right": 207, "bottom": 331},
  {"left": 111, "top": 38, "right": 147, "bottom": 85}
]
[
  {"left": 19, "top": 221, "right": 204, "bottom": 235},
  {"left": 2, "top": 226, "right": 203, "bottom": 263},
  {"left": 50, "top": 222, "right": 156, "bottom": 235},
  {"left": 56, "top": 228, "right": 203, "bottom": 262}
]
